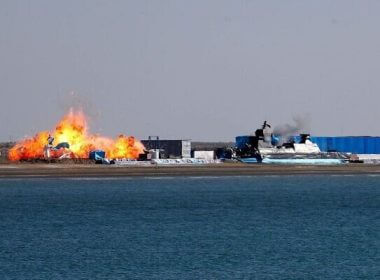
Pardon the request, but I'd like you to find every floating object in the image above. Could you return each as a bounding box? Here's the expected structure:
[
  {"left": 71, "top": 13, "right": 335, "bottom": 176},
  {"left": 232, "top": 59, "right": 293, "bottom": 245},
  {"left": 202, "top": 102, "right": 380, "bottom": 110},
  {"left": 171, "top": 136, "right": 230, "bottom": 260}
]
[{"left": 236, "top": 121, "right": 348, "bottom": 165}]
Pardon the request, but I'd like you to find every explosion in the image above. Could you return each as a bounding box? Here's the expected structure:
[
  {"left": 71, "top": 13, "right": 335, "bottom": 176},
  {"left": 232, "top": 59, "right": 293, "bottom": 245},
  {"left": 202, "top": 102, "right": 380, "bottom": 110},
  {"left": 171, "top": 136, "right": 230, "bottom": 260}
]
[{"left": 8, "top": 109, "right": 145, "bottom": 161}]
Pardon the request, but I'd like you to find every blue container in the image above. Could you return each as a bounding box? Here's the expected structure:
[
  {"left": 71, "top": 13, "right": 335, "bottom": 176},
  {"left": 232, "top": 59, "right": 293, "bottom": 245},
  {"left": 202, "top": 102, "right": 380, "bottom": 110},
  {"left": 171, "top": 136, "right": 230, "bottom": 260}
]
[
  {"left": 236, "top": 136, "right": 251, "bottom": 149},
  {"left": 89, "top": 150, "right": 106, "bottom": 160},
  {"left": 310, "top": 136, "right": 380, "bottom": 154}
]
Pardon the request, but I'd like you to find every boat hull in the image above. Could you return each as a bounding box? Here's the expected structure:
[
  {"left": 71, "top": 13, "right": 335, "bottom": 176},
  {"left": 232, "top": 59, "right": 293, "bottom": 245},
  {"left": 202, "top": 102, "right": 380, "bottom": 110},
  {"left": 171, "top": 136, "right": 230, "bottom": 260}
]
[{"left": 239, "top": 157, "right": 345, "bottom": 165}]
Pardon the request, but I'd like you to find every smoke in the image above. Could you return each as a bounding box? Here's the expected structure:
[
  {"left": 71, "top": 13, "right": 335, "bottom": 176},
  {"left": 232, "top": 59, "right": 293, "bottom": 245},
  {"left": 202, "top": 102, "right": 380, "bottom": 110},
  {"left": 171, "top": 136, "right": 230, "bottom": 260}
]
[
  {"left": 273, "top": 114, "right": 312, "bottom": 140},
  {"left": 59, "top": 91, "right": 93, "bottom": 114},
  {"left": 57, "top": 91, "right": 101, "bottom": 128}
]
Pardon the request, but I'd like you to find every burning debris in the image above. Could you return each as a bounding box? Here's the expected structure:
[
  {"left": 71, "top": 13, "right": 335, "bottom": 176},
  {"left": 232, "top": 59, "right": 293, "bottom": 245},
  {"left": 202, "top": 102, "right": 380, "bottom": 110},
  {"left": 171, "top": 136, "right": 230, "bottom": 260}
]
[{"left": 8, "top": 109, "right": 145, "bottom": 161}]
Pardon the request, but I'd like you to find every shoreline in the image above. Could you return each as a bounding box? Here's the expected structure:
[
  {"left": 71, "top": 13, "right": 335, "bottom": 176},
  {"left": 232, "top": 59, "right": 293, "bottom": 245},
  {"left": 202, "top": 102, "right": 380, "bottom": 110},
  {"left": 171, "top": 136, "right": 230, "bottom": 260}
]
[{"left": 1, "top": 163, "right": 380, "bottom": 178}]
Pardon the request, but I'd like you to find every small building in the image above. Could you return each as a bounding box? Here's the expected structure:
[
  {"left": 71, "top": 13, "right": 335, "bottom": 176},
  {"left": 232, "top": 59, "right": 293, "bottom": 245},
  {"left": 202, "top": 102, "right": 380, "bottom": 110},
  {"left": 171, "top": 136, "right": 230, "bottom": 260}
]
[{"left": 141, "top": 139, "right": 191, "bottom": 159}]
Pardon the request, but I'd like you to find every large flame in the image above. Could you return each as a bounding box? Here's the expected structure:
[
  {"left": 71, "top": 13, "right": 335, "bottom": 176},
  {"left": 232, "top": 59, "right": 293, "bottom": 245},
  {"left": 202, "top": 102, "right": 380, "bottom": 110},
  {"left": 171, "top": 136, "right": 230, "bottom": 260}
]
[{"left": 8, "top": 109, "right": 145, "bottom": 161}]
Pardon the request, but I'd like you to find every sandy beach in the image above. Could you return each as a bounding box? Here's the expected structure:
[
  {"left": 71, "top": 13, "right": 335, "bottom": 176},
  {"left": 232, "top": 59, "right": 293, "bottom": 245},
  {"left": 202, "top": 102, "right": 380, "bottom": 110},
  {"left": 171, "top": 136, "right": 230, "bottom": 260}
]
[{"left": 1, "top": 163, "right": 380, "bottom": 178}]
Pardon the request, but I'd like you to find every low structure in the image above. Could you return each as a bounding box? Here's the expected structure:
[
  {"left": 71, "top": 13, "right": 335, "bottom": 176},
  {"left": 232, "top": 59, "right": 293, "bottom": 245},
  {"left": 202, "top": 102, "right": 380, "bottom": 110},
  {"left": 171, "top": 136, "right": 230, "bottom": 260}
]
[
  {"left": 141, "top": 139, "right": 191, "bottom": 159},
  {"left": 193, "top": 151, "right": 215, "bottom": 160}
]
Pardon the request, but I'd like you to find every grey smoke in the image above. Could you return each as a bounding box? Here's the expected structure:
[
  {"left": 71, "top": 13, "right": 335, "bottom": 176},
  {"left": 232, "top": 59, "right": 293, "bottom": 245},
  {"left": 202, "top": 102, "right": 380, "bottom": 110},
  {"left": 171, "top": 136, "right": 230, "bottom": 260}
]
[
  {"left": 273, "top": 115, "right": 312, "bottom": 138},
  {"left": 58, "top": 91, "right": 95, "bottom": 115},
  {"left": 57, "top": 91, "right": 103, "bottom": 130}
]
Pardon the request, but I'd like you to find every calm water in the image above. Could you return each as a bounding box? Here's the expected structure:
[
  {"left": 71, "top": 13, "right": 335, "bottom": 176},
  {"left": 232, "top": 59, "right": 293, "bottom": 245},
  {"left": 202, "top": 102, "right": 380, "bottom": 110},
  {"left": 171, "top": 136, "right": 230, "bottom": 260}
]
[{"left": 0, "top": 175, "right": 378, "bottom": 279}]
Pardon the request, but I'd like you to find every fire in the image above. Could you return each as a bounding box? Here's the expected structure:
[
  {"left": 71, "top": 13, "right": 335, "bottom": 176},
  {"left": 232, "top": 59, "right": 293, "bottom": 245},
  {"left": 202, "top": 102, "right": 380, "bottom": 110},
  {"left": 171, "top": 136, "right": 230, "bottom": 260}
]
[{"left": 8, "top": 109, "right": 145, "bottom": 161}]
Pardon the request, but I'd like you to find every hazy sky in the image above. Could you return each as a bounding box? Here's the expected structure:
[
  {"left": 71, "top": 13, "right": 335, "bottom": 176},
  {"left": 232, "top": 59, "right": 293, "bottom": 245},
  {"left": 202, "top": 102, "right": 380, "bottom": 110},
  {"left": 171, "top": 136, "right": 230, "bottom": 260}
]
[{"left": 1, "top": 0, "right": 380, "bottom": 141}]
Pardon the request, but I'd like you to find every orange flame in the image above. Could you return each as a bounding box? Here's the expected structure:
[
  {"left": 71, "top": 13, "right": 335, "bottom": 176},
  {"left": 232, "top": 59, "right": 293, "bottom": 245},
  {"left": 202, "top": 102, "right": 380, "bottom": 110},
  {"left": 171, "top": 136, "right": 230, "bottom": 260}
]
[{"left": 8, "top": 109, "right": 145, "bottom": 161}]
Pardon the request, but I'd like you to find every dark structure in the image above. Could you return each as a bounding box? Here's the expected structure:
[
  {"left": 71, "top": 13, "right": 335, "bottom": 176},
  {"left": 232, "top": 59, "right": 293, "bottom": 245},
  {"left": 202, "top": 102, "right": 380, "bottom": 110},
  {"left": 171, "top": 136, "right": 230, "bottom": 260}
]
[
  {"left": 191, "top": 142, "right": 234, "bottom": 151},
  {"left": 235, "top": 121, "right": 274, "bottom": 158},
  {"left": 141, "top": 139, "right": 191, "bottom": 159},
  {"left": 215, "top": 147, "right": 233, "bottom": 159},
  {"left": 0, "top": 142, "right": 14, "bottom": 163}
]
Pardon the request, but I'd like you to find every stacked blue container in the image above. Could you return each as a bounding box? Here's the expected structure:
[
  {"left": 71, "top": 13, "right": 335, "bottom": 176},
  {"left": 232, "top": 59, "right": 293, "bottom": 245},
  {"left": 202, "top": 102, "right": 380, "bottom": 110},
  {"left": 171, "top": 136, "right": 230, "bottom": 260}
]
[{"left": 310, "top": 137, "right": 380, "bottom": 154}]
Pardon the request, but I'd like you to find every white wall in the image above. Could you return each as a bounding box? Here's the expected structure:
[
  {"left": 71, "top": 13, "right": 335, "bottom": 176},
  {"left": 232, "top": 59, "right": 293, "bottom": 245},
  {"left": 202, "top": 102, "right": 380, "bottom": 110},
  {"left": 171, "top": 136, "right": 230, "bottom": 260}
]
[{"left": 193, "top": 151, "right": 214, "bottom": 160}]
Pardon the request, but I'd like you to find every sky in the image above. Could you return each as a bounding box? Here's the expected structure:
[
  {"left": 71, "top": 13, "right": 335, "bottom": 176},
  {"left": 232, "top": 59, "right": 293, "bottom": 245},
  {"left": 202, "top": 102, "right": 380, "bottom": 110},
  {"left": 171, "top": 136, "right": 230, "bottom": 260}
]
[{"left": 1, "top": 0, "right": 380, "bottom": 142}]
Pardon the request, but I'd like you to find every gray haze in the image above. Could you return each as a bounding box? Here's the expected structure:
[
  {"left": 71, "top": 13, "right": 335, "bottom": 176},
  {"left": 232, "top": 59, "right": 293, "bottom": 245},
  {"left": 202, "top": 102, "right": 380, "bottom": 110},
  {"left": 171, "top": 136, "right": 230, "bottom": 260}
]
[{"left": 1, "top": 0, "right": 380, "bottom": 142}]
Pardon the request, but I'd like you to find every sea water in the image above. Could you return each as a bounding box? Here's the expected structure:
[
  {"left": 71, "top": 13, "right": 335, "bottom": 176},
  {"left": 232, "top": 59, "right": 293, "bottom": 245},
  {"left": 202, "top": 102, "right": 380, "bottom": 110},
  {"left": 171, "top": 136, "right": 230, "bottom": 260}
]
[{"left": 0, "top": 175, "right": 378, "bottom": 279}]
